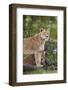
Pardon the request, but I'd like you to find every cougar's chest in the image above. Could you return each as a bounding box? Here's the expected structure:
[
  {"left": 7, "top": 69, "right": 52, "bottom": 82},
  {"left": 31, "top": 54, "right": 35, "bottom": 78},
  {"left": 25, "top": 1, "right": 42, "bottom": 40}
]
[{"left": 39, "top": 41, "right": 45, "bottom": 51}]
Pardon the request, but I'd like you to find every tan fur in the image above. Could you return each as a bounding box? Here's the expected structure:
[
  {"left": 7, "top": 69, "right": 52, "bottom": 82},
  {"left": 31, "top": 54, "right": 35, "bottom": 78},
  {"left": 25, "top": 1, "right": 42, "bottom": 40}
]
[
  {"left": 24, "top": 33, "right": 41, "bottom": 51},
  {"left": 24, "top": 28, "right": 49, "bottom": 67}
]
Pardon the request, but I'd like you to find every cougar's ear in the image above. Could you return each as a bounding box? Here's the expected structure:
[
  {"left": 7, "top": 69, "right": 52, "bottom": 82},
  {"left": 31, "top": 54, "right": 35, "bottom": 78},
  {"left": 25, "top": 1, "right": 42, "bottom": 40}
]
[
  {"left": 47, "top": 28, "right": 50, "bottom": 35},
  {"left": 46, "top": 27, "right": 49, "bottom": 32},
  {"left": 47, "top": 28, "right": 50, "bottom": 32},
  {"left": 40, "top": 28, "right": 44, "bottom": 32}
]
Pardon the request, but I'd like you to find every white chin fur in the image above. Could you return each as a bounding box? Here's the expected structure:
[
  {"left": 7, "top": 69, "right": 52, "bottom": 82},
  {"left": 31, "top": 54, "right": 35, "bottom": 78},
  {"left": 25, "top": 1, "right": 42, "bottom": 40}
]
[
  {"left": 45, "top": 38, "right": 49, "bottom": 41},
  {"left": 41, "top": 37, "right": 49, "bottom": 41}
]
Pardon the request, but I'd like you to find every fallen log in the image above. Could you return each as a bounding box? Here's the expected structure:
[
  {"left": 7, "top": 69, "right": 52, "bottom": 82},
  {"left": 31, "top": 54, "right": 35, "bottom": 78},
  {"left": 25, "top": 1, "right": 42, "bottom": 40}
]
[
  {"left": 23, "top": 64, "right": 38, "bottom": 71},
  {"left": 23, "top": 63, "right": 49, "bottom": 73}
]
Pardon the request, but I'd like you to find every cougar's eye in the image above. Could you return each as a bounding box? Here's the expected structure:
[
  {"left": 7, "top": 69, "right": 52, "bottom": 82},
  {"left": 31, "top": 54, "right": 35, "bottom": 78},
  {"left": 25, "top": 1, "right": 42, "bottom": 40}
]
[{"left": 43, "top": 33, "right": 46, "bottom": 36}]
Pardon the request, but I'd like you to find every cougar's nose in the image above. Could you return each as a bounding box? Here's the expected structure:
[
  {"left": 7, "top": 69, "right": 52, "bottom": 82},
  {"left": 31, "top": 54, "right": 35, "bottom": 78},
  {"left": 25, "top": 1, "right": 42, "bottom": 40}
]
[{"left": 46, "top": 36, "right": 48, "bottom": 38}]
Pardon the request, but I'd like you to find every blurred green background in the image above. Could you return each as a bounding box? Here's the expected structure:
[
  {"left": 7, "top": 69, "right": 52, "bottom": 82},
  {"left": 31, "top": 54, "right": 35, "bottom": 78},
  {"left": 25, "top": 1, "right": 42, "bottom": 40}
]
[
  {"left": 23, "top": 15, "right": 57, "bottom": 39},
  {"left": 23, "top": 15, "right": 57, "bottom": 74}
]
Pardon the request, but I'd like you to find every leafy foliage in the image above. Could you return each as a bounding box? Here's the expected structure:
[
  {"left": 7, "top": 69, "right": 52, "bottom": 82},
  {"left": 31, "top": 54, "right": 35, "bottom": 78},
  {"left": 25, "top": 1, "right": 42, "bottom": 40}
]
[{"left": 45, "top": 41, "right": 57, "bottom": 70}]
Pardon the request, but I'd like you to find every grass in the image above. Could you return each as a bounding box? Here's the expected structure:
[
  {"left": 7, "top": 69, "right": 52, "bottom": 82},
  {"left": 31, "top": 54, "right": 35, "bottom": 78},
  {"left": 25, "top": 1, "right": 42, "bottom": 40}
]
[{"left": 23, "top": 68, "right": 57, "bottom": 75}]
